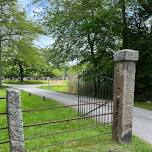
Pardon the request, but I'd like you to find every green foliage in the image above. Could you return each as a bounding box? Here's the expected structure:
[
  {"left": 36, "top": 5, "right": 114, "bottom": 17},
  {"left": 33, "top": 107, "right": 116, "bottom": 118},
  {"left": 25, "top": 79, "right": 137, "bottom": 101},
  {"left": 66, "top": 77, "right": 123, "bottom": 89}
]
[
  {"left": 0, "top": 0, "right": 44, "bottom": 83},
  {"left": 44, "top": 0, "right": 152, "bottom": 101},
  {"left": 11, "top": 39, "right": 41, "bottom": 64},
  {"left": 119, "top": 1, "right": 152, "bottom": 100},
  {"left": 138, "top": 0, "right": 152, "bottom": 14},
  {"left": 44, "top": 0, "right": 121, "bottom": 67}
]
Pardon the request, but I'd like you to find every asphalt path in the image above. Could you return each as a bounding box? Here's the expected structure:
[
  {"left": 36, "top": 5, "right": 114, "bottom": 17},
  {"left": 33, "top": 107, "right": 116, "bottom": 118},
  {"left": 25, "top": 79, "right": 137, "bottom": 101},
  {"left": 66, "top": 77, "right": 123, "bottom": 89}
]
[{"left": 4, "top": 84, "right": 152, "bottom": 145}]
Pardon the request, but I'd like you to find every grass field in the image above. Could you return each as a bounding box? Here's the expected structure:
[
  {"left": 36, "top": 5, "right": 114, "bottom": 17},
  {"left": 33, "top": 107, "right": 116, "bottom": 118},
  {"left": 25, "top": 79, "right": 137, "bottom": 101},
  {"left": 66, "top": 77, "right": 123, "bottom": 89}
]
[
  {"left": 3, "top": 80, "right": 68, "bottom": 85},
  {"left": 3, "top": 80, "right": 47, "bottom": 85},
  {"left": 39, "top": 80, "right": 77, "bottom": 94},
  {"left": 134, "top": 102, "right": 152, "bottom": 111},
  {"left": 0, "top": 87, "right": 152, "bottom": 152},
  {"left": 40, "top": 84, "right": 69, "bottom": 93}
]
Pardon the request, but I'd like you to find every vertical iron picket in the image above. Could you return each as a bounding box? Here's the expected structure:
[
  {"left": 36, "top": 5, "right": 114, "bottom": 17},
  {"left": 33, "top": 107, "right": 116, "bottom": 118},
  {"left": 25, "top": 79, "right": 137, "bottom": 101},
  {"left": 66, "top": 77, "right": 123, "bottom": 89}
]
[{"left": 78, "top": 67, "right": 113, "bottom": 125}]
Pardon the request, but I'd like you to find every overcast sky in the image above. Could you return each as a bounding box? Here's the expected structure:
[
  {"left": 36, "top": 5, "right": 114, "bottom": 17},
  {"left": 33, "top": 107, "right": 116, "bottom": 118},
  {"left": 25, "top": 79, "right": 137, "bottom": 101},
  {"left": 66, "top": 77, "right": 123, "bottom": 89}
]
[{"left": 18, "top": 0, "right": 53, "bottom": 48}]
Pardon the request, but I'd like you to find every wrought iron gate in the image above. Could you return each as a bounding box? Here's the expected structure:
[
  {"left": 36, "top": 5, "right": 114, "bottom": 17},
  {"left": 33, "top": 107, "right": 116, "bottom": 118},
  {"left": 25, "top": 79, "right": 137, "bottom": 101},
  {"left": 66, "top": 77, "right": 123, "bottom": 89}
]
[{"left": 78, "top": 67, "right": 113, "bottom": 125}]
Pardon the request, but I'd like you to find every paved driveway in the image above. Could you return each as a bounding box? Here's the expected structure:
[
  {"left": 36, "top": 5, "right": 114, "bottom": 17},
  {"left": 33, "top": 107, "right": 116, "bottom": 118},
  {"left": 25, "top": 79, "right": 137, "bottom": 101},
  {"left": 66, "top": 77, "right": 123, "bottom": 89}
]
[{"left": 5, "top": 84, "right": 152, "bottom": 145}]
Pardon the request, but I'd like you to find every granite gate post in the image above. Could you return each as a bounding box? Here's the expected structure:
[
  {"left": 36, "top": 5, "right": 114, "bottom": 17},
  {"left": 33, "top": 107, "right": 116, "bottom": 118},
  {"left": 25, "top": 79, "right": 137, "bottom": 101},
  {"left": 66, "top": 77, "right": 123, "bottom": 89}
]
[
  {"left": 112, "top": 49, "right": 139, "bottom": 144},
  {"left": 7, "top": 88, "right": 25, "bottom": 152}
]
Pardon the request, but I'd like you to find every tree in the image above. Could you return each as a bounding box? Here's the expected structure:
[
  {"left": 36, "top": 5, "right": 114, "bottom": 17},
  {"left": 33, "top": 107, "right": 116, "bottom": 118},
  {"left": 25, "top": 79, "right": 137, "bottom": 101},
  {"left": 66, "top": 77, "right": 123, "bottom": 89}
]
[
  {"left": 0, "top": 0, "right": 42, "bottom": 85},
  {"left": 43, "top": 0, "right": 121, "bottom": 68},
  {"left": 10, "top": 38, "right": 42, "bottom": 81},
  {"left": 42, "top": 0, "right": 121, "bottom": 96},
  {"left": 114, "top": 0, "right": 152, "bottom": 100}
]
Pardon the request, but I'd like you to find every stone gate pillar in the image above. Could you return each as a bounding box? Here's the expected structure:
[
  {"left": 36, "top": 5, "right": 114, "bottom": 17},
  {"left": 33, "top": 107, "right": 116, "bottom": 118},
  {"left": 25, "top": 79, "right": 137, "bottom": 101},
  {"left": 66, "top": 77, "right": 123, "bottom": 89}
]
[
  {"left": 112, "top": 49, "right": 139, "bottom": 144},
  {"left": 7, "top": 88, "right": 25, "bottom": 152}
]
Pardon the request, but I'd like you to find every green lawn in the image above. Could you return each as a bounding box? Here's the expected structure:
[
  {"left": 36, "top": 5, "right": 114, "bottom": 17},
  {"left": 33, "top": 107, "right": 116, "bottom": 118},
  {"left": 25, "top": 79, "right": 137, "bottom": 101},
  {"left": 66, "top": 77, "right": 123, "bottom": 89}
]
[
  {"left": 3, "top": 80, "right": 47, "bottom": 85},
  {"left": 0, "top": 88, "right": 152, "bottom": 152},
  {"left": 39, "top": 81, "right": 77, "bottom": 94},
  {"left": 135, "top": 102, "right": 152, "bottom": 111},
  {"left": 40, "top": 84, "right": 69, "bottom": 93},
  {"left": 3, "top": 80, "right": 68, "bottom": 85}
]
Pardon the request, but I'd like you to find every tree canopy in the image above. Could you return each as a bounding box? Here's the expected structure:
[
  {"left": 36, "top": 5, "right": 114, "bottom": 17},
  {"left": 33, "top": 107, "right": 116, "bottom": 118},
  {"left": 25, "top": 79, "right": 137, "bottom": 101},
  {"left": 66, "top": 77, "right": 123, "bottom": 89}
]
[
  {"left": 0, "top": 0, "right": 43, "bottom": 84},
  {"left": 43, "top": 0, "right": 121, "bottom": 69}
]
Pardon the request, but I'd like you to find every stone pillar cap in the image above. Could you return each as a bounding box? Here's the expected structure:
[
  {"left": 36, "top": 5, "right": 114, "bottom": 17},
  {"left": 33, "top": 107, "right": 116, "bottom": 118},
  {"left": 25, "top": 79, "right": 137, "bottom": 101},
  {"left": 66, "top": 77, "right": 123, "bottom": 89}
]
[{"left": 113, "top": 49, "right": 139, "bottom": 62}]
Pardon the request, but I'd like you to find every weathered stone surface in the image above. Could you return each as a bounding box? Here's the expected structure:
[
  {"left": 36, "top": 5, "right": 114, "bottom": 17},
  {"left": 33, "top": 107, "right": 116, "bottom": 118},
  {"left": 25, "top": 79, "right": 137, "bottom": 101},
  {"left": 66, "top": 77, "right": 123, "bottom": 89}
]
[
  {"left": 112, "top": 50, "right": 139, "bottom": 144},
  {"left": 7, "top": 88, "right": 25, "bottom": 152},
  {"left": 113, "top": 49, "right": 139, "bottom": 62}
]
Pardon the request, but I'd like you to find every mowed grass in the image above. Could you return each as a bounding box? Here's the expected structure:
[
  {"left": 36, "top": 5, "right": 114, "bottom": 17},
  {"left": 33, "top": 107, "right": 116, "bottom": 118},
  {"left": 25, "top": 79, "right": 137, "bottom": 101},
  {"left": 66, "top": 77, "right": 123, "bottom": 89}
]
[
  {"left": 40, "top": 84, "right": 69, "bottom": 93},
  {"left": 40, "top": 80, "right": 77, "bottom": 94},
  {"left": 3, "top": 80, "right": 68, "bottom": 85},
  {"left": 3, "top": 80, "right": 47, "bottom": 85},
  {"left": 0, "top": 88, "right": 152, "bottom": 152},
  {"left": 134, "top": 102, "right": 152, "bottom": 111}
]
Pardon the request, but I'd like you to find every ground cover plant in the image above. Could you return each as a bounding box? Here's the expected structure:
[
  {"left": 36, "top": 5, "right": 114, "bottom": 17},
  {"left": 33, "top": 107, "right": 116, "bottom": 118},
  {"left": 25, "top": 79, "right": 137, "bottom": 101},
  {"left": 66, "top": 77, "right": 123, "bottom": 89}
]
[{"left": 0, "top": 88, "right": 152, "bottom": 152}]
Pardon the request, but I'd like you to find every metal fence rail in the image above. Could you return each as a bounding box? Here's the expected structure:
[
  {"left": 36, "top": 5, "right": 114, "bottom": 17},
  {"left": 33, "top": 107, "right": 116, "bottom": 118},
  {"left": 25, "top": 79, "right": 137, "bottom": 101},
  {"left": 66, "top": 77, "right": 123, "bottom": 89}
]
[
  {"left": 22, "top": 103, "right": 103, "bottom": 113},
  {"left": 23, "top": 113, "right": 113, "bottom": 128},
  {"left": 25, "top": 124, "right": 104, "bottom": 141},
  {"left": 0, "top": 97, "right": 6, "bottom": 100},
  {"left": 0, "top": 140, "right": 10, "bottom": 145},
  {"left": 0, "top": 96, "right": 10, "bottom": 150},
  {"left": 32, "top": 132, "right": 112, "bottom": 151},
  {"left": 23, "top": 106, "right": 113, "bottom": 152}
]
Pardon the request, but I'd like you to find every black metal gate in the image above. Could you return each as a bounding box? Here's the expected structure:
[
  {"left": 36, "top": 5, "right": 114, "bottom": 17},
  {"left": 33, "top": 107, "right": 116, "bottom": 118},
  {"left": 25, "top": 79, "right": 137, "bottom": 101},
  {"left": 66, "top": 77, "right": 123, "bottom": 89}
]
[{"left": 78, "top": 67, "right": 113, "bottom": 125}]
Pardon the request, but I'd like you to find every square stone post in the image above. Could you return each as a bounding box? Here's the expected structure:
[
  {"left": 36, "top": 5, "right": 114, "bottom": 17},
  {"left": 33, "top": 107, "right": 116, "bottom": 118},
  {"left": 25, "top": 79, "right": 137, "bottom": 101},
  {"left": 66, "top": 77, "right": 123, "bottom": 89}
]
[
  {"left": 6, "top": 88, "right": 25, "bottom": 152},
  {"left": 112, "top": 49, "right": 139, "bottom": 144}
]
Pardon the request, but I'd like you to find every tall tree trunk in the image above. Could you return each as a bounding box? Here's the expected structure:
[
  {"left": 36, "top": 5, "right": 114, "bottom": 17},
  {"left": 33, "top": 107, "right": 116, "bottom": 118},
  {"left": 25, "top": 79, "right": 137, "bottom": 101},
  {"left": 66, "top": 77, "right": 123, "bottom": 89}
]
[
  {"left": 88, "top": 34, "right": 98, "bottom": 97},
  {"left": 18, "top": 62, "right": 24, "bottom": 82},
  {"left": 90, "top": 45, "right": 98, "bottom": 97},
  {"left": 0, "top": 32, "right": 2, "bottom": 87},
  {"left": 121, "top": 0, "right": 128, "bottom": 49}
]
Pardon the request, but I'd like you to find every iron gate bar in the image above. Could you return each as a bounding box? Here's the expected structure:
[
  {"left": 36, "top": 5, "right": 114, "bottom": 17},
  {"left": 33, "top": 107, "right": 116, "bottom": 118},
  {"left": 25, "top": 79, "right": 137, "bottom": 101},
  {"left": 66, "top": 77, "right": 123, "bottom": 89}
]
[
  {"left": 82, "top": 101, "right": 110, "bottom": 117},
  {"left": 78, "top": 67, "right": 113, "bottom": 124},
  {"left": 78, "top": 73, "right": 80, "bottom": 117},
  {"left": 23, "top": 113, "right": 113, "bottom": 128},
  {"left": 24, "top": 124, "right": 104, "bottom": 141},
  {"left": 31, "top": 132, "right": 112, "bottom": 151}
]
